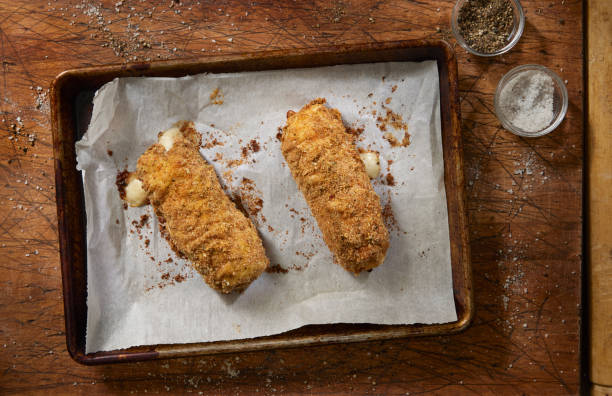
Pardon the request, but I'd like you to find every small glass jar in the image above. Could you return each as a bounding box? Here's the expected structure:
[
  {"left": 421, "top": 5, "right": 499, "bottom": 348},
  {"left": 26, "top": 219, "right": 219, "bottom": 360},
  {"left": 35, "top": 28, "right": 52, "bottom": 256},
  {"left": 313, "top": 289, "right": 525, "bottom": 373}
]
[
  {"left": 451, "top": 0, "right": 525, "bottom": 57},
  {"left": 494, "top": 64, "right": 568, "bottom": 137}
]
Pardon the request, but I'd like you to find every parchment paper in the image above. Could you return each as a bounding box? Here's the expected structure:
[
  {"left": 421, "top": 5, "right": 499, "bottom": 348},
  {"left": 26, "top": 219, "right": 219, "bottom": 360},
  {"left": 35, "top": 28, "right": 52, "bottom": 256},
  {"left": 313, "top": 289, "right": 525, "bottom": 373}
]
[{"left": 76, "top": 61, "right": 457, "bottom": 353}]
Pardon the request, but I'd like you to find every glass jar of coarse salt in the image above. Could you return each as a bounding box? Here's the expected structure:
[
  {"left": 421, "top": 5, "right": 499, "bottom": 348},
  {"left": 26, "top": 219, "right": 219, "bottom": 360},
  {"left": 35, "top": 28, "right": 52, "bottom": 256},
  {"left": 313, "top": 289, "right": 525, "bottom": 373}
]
[{"left": 494, "top": 65, "right": 568, "bottom": 137}]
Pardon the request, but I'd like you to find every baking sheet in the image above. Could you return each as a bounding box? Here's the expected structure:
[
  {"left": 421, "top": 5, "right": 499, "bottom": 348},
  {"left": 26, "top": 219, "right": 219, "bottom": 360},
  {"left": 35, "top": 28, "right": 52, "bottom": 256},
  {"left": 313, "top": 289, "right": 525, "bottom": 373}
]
[{"left": 75, "top": 61, "right": 457, "bottom": 353}]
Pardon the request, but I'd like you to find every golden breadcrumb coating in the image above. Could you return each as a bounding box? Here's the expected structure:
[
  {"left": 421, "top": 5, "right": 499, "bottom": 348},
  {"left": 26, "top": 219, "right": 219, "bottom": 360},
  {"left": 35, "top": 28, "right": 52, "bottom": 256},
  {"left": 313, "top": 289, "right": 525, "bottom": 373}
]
[
  {"left": 136, "top": 121, "right": 269, "bottom": 293},
  {"left": 281, "top": 99, "right": 389, "bottom": 274}
]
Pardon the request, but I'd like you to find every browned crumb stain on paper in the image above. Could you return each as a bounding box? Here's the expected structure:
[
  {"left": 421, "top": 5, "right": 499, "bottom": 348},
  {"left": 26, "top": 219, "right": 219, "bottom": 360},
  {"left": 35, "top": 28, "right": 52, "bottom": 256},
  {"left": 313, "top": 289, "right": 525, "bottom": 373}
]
[
  {"left": 210, "top": 88, "right": 224, "bottom": 105},
  {"left": 266, "top": 264, "right": 288, "bottom": 274},
  {"left": 249, "top": 139, "right": 260, "bottom": 152},
  {"left": 381, "top": 193, "right": 402, "bottom": 235},
  {"left": 222, "top": 138, "right": 261, "bottom": 170},
  {"left": 145, "top": 253, "right": 193, "bottom": 292},
  {"left": 374, "top": 103, "right": 411, "bottom": 147},
  {"left": 385, "top": 173, "right": 395, "bottom": 186},
  {"left": 241, "top": 139, "right": 260, "bottom": 157},
  {"left": 382, "top": 201, "right": 400, "bottom": 233},
  {"left": 295, "top": 251, "right": 314, "bottom": 261},
  {"left": 222, "top": 170, "right": 234, "bottom": 186},
  {"left": 239, "top": 178, "right": 264, "bottom": 219},
  {"left": 377, "top": 107, "right": 408, "bottom": 132},
  {"left": 383, "top": 131, "right": 411, "bottom": 148},
  {"left": 401, "top": 133, "right": 411, "bottom": 146},
  {"left": 266, "top": 262, "right": 308, "bottom": 274},
  {"left": 116, "top": 169, "right": 130, "bottom": 200},
  {"left": 126, "top": 207, "right": 193, "bottom": 293},
  {"left": 230, "top": 193, "right": 249, "bottom": 218},
  {"left": 382, "top": 133, "right": 398, "bottom": 146},
  {"left": 202, "top": 138, "right": 224, "bottom": 149},
  {"left": 226, "top": 158, "right": 245, "bottom": 168},
  {"left": 346, "top": 125, "right": 364, "bottom": 137}
]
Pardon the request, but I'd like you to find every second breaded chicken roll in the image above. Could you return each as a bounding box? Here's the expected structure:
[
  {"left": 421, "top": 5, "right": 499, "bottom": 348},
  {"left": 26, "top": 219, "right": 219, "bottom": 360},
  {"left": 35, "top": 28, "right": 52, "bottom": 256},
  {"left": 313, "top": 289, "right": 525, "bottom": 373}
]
[
  {"left": 281, "top": 99, "right": 389, "bottom": 274},
  {"left": 135, "top": 121, "right": 269, "bottom": 293}
]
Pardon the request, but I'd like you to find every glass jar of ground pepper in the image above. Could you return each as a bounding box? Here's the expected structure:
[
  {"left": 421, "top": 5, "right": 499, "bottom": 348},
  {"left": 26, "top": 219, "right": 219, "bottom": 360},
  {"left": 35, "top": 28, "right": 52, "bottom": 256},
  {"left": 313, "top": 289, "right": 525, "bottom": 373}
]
[{"left": 451, "top": 0, "right": 525, "bottom": 56}]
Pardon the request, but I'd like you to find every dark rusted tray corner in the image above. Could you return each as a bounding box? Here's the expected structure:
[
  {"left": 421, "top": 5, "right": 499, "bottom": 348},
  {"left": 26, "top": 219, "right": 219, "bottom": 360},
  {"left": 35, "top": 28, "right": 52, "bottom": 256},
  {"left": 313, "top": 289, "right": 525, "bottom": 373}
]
[{"left": 51, "top": 39, "right": 472, "bottom": 365}]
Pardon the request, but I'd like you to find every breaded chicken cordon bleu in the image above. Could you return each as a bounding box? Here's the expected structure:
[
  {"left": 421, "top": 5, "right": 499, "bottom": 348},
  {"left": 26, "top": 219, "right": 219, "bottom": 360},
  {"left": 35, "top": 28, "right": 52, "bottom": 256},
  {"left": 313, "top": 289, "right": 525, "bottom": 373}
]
[
  {"left": 121, "top": 121, "right": 269, "bottom": 293},
  {"left": 281, "top": 99, "right": 389, "bottom": 274}
]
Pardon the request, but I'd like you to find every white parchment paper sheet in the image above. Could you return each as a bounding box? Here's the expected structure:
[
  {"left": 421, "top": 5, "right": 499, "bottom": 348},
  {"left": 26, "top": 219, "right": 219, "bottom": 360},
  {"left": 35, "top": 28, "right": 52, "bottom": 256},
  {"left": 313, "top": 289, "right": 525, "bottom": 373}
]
[{"left": 76, "top": 61, "right": 457, "bottom": 353}]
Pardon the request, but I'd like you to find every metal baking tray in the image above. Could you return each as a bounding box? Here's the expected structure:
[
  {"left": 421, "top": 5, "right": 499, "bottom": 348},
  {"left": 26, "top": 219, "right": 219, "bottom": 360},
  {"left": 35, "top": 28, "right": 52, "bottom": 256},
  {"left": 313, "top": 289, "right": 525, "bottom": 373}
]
[{"left": 51, "top": 39, "right": 472, "bottom": 365}]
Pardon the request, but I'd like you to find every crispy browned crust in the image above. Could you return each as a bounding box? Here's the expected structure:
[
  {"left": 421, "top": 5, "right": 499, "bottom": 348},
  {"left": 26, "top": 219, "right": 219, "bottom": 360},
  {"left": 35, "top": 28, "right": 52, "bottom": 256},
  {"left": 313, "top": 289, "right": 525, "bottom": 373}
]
[
  {"left": 281, "top": 99, "right": 389, "bottom": 274},
  {"left": 137, "top": 121, "right": 269, "bottom": 293}
]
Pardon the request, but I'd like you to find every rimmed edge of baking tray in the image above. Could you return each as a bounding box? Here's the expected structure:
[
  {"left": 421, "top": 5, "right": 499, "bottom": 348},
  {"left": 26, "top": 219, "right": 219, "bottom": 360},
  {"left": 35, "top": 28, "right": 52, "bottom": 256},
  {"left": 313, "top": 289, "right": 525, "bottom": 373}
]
[{"left": 50, "top": 39, "right": 472, "bottom": 365}]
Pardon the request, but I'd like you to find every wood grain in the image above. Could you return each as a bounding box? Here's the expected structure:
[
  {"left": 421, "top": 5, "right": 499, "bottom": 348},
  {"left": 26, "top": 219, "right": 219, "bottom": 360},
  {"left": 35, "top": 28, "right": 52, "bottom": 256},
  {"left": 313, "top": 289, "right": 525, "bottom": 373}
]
[
  {"left": 588, "top": 0, "right": 612, "bottom": 388},
  {"left": 593, "top": 385, "right": 612, "bottom": 396},
  {"left": 0, "top": 0, "right": 583, "bottom": 394}
]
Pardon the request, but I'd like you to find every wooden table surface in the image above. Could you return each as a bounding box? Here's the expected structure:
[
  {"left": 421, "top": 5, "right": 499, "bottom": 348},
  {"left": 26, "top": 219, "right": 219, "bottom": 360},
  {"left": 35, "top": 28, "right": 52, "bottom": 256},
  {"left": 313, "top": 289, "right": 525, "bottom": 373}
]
[
  {"left": 0, "top": 0, "right": 584, "bottom": 394},
  {"left": 588, "top": 0, "right": 612, "bottom": 392}
]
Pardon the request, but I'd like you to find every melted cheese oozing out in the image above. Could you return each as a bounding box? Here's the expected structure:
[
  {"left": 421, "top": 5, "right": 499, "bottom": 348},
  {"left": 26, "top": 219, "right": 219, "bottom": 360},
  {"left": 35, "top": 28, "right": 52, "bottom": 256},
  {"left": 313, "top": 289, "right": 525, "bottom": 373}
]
[
  {"left": 359, "top": 152, "right": 380, "bottom": 179},
  {"left": 158, "top": 126, "right": 182, "bottom": 151},
  {"left": 125, "top": 176, "right": 147, "bottom": 207}
]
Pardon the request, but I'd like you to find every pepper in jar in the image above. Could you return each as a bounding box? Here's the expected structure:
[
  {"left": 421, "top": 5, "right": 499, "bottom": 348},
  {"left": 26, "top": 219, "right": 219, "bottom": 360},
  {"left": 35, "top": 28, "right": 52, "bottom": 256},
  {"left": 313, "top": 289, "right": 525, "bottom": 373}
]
[{"left": 457, "top": 0, "right": 515, "bottom": 54}]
